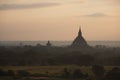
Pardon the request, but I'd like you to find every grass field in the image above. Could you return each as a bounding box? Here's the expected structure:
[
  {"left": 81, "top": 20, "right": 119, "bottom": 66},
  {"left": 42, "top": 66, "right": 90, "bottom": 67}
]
[
  {"left": 0, "top": 65, "right": 120, "bottom": 80},
  {"left": 0, "top": 65, "right": 119, "bottom": 76}
]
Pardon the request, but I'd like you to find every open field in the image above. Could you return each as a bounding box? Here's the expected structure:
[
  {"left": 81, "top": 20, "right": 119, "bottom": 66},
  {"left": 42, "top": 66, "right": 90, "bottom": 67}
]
[
  {"left": 0, "top": 66, "right": 120, "bottom": 80},
  {"left": 0, "top": 65, "right": 119, "bottom": 76}
]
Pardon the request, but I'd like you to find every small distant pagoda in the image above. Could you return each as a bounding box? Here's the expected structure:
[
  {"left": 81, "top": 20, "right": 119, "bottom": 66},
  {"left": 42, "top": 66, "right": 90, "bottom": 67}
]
[
  {"left": 71, "top": 26, "right": 89, "bottom": 48},
  {"left": 46, "top": 41, "right": 52, "bottom": 47}
]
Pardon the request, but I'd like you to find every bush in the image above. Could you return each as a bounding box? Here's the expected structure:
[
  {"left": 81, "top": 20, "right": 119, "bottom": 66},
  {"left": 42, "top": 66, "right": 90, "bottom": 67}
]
[
  {"left": 105, "top": 67, "right": 120, "bottom": 80},
  {"left": 62, "top": 68, "right": 71, "bottom": 78},
  {"left": 7, "top": 70, "right": 15, "bottom": 76},
  {"left": 73, "top": 69, "right": 87, "bottom": 79},
  {"left": 17, "top": 70, "right": 30, "bottom": 77},
  {"left": 92, "top": 65, "right": 105, "bottom": 80},
  {"left": 92, "top": 65, "right": 105, "bottom": 76},
  {"left": 0, "top": 69, "right": 5, "bottom": 76}
]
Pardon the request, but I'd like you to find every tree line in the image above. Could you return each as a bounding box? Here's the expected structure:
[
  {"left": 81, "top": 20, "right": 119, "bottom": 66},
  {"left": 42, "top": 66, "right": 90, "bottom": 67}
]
[{"left": 0, "top": 46, "right": 120, "bottom": 66}]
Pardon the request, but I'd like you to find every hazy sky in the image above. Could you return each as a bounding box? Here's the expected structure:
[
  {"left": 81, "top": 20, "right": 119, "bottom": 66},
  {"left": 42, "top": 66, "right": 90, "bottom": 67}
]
[{"left": 0, "top": 0, "right": 120, "bottom": 41}]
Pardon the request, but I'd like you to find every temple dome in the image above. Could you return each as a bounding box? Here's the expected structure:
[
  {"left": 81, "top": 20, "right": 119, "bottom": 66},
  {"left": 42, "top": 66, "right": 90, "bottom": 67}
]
[{"left": 71, "top": 26, "right": 89, "bottom": 48}]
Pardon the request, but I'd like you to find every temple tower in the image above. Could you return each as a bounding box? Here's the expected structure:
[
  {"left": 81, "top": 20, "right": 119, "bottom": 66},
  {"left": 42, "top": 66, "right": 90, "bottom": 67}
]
[
  {"left": 71, "top": 26, "right": 89, "bottom": 48},
  {"left": 46, "top": 41, "right": 52, "bottom": 47}
]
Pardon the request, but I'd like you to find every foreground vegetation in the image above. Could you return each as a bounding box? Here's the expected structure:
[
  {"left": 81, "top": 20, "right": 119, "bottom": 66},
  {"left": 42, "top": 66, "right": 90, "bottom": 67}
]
[
  {"left": 0, "top": 65, "right": 120, "bottom": 80},
  {"left": 0, "top": 45, "right": 120, "bottom": 79},
  {"left": 0, "top": 45, "right": 120, "bottom": 66}
]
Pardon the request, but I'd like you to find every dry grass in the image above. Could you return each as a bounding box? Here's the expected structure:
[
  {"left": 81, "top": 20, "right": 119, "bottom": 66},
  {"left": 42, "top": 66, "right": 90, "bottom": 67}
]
[{"left": 0, "top": 65, "right": 119, "bottom": 75}]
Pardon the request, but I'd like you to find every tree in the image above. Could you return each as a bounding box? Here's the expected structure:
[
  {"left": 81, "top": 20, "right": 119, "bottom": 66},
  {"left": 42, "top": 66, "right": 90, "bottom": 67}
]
[
  {"left": 62, "top": 68, "right": 71, "bottom": 78},
  {"left": 0, "top": 69, "right": 5, "bottom": 76},
  {"left": 105, "top": 67, "right": 120, "bottom": 80},
  {"left": 73, "top": 69, "right": 86, "bottom": 79},
  {"left": 7, "top": 70, "right": 15, "bottom": 76},
  {"left": 92, "top": 65, "right": 105, "bottom": 80}
]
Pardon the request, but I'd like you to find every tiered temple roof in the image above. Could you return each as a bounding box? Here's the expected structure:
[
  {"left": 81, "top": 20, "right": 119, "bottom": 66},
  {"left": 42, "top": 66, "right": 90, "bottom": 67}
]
[{"left": 71, "top": 27, "right": 89, "bottom": 48}]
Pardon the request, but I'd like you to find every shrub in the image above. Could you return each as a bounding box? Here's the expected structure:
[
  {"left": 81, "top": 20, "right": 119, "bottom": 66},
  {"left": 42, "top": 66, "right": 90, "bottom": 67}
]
[
  {"left": 7, "top": 70, "right": 15, "bottom": 76},
  {"left": 73, "top": 69, "right": 87, "bottom": 79},
  {"left": 0, "top": 69, "right": 5, "bottom": 76},
  {"left": 62, "top": 68, "right": 71, "bottom": 78},
  {"left": 105, "top": 67, "right": 120, "bottom": 80},
  {"left": 17, "top": 70, "right": 30, "bottom": 77},
  {"left": 92, "top": 65, "right": 105, "bottom": 80}
]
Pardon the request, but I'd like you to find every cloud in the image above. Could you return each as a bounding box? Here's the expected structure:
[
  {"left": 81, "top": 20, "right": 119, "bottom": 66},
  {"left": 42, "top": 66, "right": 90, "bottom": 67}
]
[
  {"left": 0, "top": 3, "right": 60, "bottom": 10},
  {"left": 84, "top": 13, "right": 108, "bottom": 17}
]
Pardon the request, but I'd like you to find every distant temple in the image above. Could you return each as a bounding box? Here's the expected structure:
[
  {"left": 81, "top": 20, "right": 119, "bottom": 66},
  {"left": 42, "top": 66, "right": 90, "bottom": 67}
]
[
  {"left": 71, "top": 26, "right": 89, "bottom": 48},
  {"left": 46, "top": 41, "right": 52, "bottom": 47}
]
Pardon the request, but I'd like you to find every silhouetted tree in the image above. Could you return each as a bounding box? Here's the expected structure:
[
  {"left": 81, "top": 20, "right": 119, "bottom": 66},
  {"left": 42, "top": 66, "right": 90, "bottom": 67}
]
[
  {"left": 62, "top": 68, "right": 71, "bottom": 78},
  {"left": 105, "top": 67, "right": 120, "bottom": 80},
  {"left": 92, "top": 65, "right": 105, "bottom": 80},
  {"left": 7, "top": 70, "right": 15, "bottom": 76},
  {"left": 0, "top": 45, "right": 120, "bottom": 66},
  {"left": 0, "top": 69, "right": 5, "bottom": 76},
  {"left": 73, "top": 69, "right": 86, "bottom": 79}
]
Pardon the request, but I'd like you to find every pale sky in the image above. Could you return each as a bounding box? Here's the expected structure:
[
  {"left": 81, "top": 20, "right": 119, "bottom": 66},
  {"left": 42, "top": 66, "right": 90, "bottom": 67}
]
[{"left": 0, "top": 0, "right": 120, "bottom": 41}]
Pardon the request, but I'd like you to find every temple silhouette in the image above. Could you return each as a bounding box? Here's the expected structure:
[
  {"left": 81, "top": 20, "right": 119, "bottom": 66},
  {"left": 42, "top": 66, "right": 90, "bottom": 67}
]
[
  {"left": 71, "top": 26, "right": 89, "bottom": 48},
  {"left": 46, "top": 41, "right": 52, "bottom": 47},
  {"left": 43, "top": 26, "right": 89, "bottom": 48}
]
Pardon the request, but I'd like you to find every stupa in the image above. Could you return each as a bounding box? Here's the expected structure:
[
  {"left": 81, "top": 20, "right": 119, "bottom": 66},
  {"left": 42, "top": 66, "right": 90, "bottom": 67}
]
[
  {"left": 71, "top": 26, "right": 89, "bottom": 48},
  {"left": 46, "top": 41, "right": 52, "bottom": 47}
]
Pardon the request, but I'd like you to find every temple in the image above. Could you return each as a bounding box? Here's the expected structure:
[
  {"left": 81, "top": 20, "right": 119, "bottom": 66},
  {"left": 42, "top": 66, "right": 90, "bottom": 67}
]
[
  {"left": 46, "top": 41, "right": 52, "bottom": 47},
  {"left": 71, "top": 26, "right": 89, "bottom": 48}
]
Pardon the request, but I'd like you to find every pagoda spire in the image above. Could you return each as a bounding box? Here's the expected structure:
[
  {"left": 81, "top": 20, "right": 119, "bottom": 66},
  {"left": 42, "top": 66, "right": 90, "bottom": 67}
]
[
  {"left": 71, "top": 25, "right": 89, "bottom": 48},
  {"left": 78, "top": 26, "right": 82, "bottom": 36}
]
